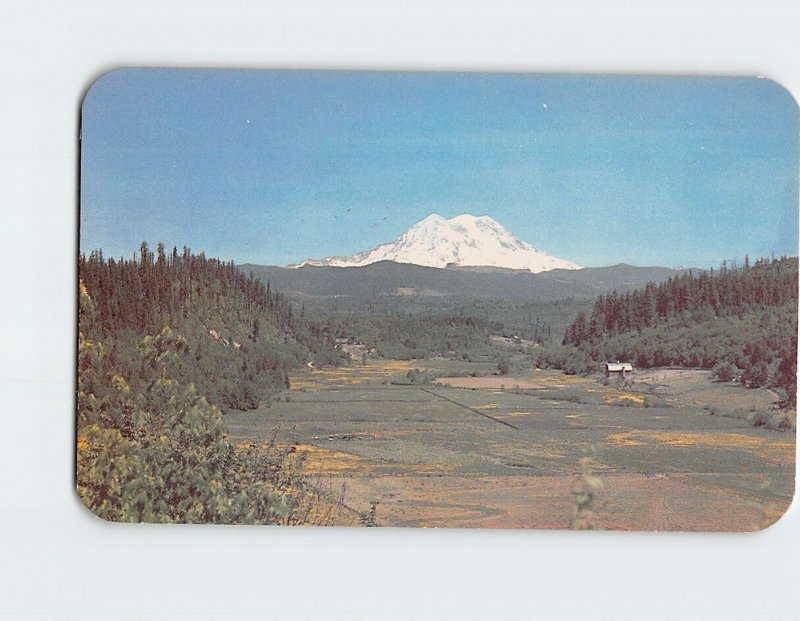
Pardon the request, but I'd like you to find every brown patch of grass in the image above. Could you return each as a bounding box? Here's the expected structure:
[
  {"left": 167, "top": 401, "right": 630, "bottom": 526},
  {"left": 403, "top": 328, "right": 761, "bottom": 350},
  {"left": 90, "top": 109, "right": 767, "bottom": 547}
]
[{"left": 607, "top": 430, "right": 794, "bottom": 464}]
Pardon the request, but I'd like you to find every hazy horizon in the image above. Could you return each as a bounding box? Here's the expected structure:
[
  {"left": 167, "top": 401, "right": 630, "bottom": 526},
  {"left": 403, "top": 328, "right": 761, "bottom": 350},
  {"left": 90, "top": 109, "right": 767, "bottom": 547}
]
[{"left": 80, "top": 69, "right": 799, "bottom": 269}]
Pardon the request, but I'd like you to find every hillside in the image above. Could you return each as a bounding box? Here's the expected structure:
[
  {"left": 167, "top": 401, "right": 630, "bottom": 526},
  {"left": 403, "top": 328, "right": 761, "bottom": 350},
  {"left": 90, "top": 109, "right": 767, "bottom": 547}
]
[
  {"left": 558, "top": 256, "right": 798, "bottom": 405},
  {"left": 80, "top": 243, "right": 344, "bottom": 409},
  {"left": 77, "top": 244, "right": 347, "bottom": 524},
  {"left": 240, "top": 260, "right": 682, "bottom": 303}
]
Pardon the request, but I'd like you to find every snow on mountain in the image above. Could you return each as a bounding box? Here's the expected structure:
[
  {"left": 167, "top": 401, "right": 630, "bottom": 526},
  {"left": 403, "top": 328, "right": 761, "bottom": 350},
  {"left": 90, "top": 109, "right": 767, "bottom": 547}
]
[{"left": 290, "top": 213, "right": 581, "bottom": 273}]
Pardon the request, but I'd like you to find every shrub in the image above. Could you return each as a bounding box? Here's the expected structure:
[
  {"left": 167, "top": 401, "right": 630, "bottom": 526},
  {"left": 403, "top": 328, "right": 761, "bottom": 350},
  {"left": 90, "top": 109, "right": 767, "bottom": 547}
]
[
  {"left": 497, "top": 356, "right": 511, "bottom": 375},
  {"left": 750, "top": 410, "right": 770, "bottom": 428},
  {"left": 712, "top": 360, "right": 736, "bottom": 382},
  {"left": 742, "top": 361, "right": 770, "bottom": 388}
]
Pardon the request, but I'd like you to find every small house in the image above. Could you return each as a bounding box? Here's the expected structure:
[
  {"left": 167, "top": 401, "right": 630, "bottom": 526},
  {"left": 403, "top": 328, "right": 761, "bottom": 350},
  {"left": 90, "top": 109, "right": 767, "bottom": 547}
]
[{"left": 605, "top": 361, "right": 633, "bottom": 378}]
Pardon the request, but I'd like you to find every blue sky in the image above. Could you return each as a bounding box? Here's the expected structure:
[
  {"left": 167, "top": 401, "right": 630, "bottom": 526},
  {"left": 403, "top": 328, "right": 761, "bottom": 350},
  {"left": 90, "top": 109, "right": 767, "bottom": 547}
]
[{"left": 80, "top": 69, "right": 798, "bottom": 268}]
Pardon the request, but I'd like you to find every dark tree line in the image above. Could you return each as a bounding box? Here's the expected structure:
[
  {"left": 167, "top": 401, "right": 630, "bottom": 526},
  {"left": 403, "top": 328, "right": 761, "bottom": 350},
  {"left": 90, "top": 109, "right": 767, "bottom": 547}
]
[
  {"left": 564, "top": 256, "right": 798, "bottom": 347},
  {"left": 80, "top": 242, "right": 299, "bottom": 337}
]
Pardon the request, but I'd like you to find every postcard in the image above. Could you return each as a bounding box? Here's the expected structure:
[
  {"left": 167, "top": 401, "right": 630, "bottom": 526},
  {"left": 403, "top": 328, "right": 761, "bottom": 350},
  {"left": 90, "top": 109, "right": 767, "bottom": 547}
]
[{"left": 78, "top": 69, "right": 797, "bottom": 529}]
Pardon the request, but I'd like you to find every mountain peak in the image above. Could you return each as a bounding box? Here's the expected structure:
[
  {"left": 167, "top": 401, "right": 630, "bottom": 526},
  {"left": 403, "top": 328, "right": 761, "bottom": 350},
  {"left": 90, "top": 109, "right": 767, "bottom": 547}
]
[
  {"left": 450, "top": 213, "right": 494, "bottom": 223},
  {"left": 290, "top": 213, "right": 580, "bottom": 273},
  {"left": 419, "top": 213, "right": 447, "bottom": 223}
]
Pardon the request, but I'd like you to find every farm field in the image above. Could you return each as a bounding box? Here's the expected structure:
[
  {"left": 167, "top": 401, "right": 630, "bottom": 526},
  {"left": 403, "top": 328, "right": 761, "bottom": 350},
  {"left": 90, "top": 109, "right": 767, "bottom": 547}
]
[{"left": 224, "top": 359, "right": 795, "bottom": 530}]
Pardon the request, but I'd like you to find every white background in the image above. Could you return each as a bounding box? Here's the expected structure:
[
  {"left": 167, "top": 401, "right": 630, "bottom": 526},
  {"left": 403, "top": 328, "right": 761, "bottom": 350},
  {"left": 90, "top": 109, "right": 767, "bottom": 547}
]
[{"left": 1, "top": 1, "right": 798, "bottom": 619}]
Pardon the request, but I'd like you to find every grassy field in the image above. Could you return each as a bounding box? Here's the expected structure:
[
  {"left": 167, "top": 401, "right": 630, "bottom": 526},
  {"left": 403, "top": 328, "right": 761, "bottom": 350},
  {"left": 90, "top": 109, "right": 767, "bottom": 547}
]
[{"left": 223, "top": 359, "right": 795, "bottom": 530}]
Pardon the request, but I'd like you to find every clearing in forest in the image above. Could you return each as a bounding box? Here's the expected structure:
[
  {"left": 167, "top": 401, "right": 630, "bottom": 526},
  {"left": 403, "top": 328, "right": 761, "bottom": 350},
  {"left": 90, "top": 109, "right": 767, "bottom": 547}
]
[{"left": 224, "top": 359, "right": 795, "bottom": 530}]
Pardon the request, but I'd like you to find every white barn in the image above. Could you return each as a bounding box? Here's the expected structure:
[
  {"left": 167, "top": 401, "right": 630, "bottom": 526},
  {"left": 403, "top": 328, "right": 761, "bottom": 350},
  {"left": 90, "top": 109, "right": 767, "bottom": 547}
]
[{"left": 605, "top": 361, "right": 633, "bottom": 378}]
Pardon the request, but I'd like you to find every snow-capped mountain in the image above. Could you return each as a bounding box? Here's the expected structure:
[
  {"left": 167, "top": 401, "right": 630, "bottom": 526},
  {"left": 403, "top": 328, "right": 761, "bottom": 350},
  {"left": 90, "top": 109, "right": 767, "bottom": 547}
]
[{"left": 290, "top": 213, "right": 581, "bottom": 273}]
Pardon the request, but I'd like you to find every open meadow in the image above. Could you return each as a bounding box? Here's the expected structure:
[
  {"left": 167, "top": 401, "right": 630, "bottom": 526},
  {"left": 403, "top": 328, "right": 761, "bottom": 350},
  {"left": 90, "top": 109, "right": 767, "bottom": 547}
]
[{"left": 223, "top": 358, "right": 795, "bottom": 530}]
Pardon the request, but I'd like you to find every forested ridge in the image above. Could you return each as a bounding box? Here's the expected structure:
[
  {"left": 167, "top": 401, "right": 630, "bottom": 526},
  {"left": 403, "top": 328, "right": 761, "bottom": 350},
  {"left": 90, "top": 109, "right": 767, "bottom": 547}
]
[
  {"left": 558, "top": 256, "right": 798, "bottom": 405},
  {"left": 77, "top": 244, "right": 345, "bottom": 523},
  {"left": 297, "top": 296, "right": 590, "bottom": 353},
  {"left": 327, "top": 313, "right": 505, "bottom": 361},
  {"left": 80, "top": 243, "right": 345, "bottom": 409}
]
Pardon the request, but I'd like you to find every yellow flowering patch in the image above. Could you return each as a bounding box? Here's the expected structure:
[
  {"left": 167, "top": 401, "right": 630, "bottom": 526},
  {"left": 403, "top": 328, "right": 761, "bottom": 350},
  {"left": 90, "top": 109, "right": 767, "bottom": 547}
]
[
  {"left": 606, "top": 431, "right": 647, "bottom": 446},
  {"left": 290, "top": 360, "right": 419, "bottom": 390},
  {"left": 295, "top": 444, "right": 379, "bottom": 475},
  {"left": 645, "top": 432, "right": 794, "bottom": 462},
  {"left": 76, "top": 435, "right": 90, "bottom": 451},
  {"left": 525, "top": 371, "right": 588, "bottom": 387},
  {"left": 294, "top": 443, "right": 457, "bottom": 476},
  {"left": 603, "top": 391, "right": 646, "bottom": 405}
]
